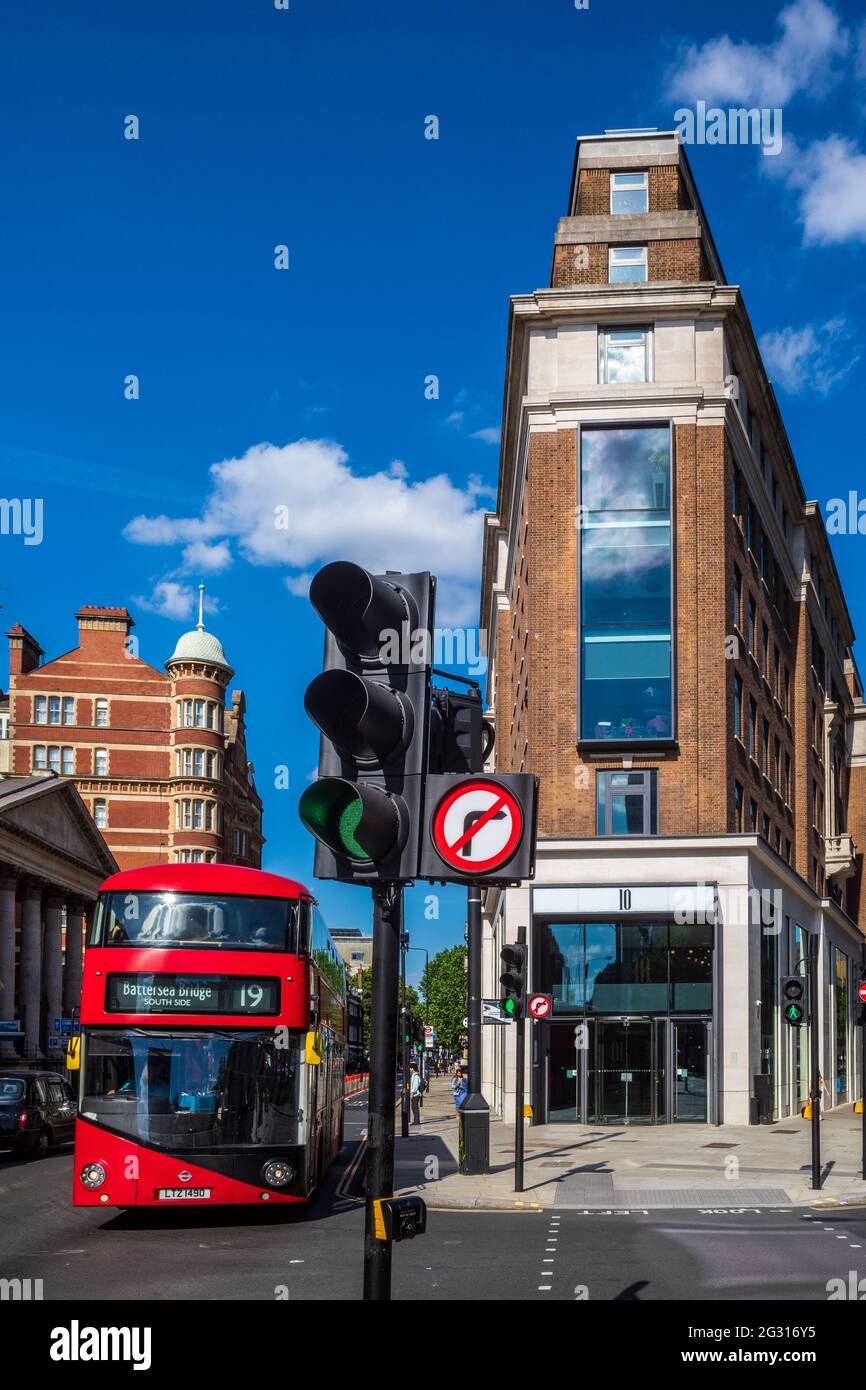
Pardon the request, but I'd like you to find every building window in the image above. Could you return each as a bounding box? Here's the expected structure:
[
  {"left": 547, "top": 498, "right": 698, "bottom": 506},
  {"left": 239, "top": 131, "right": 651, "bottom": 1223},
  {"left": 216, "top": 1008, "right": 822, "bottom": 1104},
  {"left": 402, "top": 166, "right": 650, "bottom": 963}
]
[
  {"left": 193, "top": 749, "right": 204, "bottom": 777},
  {"left": 95, "top": 698, "right": 109, "bottom": 728},
  {"left": 33, "top": 744, "right": 47, "bottom": 770},
  {"left": 62, "top": 697, "right": 75, "bottom": 726},
  {"left": 61, "top": 746, "right": 75, "bottom": 775},
  {"left": 608, "top": 245, "right": 647, "bottom": 284},
  {"left": 182, "top": 700, "right": 195, "bottom": 728},
  {"left": 94, "top": 748, "right": 108, "bottom": 776},
  {"left": 733, "top": 674, "right": 743, "bottom": 741},
  {"left": 747, "top": 597, "right": 756, "bottom": 654},
  {"left": 734, "top": 782, "right": 744, "bottom": 830},
  {"left": 207, "top": 750, "right": 218, "bottom": 779},
  {"left": 207, "top": 702, "right": 220, "bottom": 731},
  {"left": 596, "top": 770, "right": 658, "bottom": 835},
  {"left": 610, "top": 171, "right": 648, "bottom": 214},
  {"left": 233, "top": 828, "right": 248, "bottom": 857},
  {"left": 598, "top": 328, "right": 652, "bottom": 384},
  {"left": 761, "top": 717, "right": 770, "bottom": 776},
  {"left": 192, "top": 799, "right": 203, "bottom": 829},
  {"left": 34, "top": 696, "right": 47, "bottom": 725},
  {"left": 784, "top": 752, "right": 792, "bottom": 804},
  {"left": 579, "top": 425, "right": 672, "bottom": 742},
  {"left": 748, "top": 698, "right": 757, "bottom": 760},
  {"left": 732, "top": 568, "right": 741, "bottom": 631},
  {"left": 748, "top": 797, "right": 758, "bottom": 832},
  {"left": 93, "top": 799, "right": 108, "bottom": 829},
  {"left": 48, "top": 697, "right": 61, "bottom": 725},
  {"left": 48, "top": 746, "right": 61, "bottom": 773}
]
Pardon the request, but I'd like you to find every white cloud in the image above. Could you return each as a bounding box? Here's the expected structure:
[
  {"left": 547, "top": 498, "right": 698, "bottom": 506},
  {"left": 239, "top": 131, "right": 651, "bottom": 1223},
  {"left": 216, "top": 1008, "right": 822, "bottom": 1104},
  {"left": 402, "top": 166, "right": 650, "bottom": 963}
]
[
  {"left": 470, "top": 427, "right": 501, "bottom": 445},
  {"left": 666, "top": 0, "right": 849, "bottom": 105},
  {"left": 133, "top": 580, "right": 199, "bottom": 622},
  {"left": 774, "top": 135, "right": 866, "bottom": 244},
  {"left": 759, "top": 318, "right": 859, "bottom": 394},
  {"left": 125, "top": 438, "right": 489, "bottom": 626},
  {"left": 181, "top": 539, "right": 233, "bottom": 574}
]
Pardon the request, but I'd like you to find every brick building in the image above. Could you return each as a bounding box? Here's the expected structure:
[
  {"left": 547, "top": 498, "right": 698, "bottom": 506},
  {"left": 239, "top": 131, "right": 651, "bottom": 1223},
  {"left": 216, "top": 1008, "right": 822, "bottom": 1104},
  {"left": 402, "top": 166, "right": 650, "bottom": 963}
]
[
  {"left": 480, "top": 131, "right": 866, "bottom": 1127},
  {"left": 4, "top": 589, "right": 264, "bottom": 870}
]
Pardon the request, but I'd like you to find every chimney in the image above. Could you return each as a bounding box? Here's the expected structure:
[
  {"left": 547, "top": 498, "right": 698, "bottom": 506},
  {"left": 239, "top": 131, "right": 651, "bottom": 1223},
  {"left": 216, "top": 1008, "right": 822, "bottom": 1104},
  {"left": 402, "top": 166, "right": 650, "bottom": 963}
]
[
  {"left": 75, "top": 606, "right": 135, "bottom": 648},
  {"left": 6, "top": 624, "right": 43, "bottom": 676}
]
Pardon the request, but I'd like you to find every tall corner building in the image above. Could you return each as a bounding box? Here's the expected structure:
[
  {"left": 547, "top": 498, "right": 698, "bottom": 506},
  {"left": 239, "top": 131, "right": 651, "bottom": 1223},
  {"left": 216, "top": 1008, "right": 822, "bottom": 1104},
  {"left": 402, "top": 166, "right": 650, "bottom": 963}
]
[
  {"left": 5, "top": 591, "right": 264, "bottom": 870},
  {"left": 480, "top": 130, "right": 866, "bottom": 1127}
]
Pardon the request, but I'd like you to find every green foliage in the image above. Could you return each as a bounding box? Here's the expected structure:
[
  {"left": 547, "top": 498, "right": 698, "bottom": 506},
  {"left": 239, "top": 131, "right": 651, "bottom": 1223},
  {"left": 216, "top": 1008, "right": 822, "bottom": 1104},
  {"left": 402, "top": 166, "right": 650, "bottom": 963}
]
[
  {"left": 359, "top": 973, "right": 422, "bottom": 1054},
  {"left": 423, "top": 945, "right": 467, "bottom": 1053}
]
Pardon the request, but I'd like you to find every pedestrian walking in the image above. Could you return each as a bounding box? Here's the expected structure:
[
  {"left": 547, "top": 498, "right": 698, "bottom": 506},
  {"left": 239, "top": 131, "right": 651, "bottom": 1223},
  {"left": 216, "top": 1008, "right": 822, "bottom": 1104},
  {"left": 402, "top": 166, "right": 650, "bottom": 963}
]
[
  {"left": 451, "top": 1066, "right": 467, "bottom": 1111},
  {"left": 409, "top": 1063, "right": 422, "bottom": 1126}
]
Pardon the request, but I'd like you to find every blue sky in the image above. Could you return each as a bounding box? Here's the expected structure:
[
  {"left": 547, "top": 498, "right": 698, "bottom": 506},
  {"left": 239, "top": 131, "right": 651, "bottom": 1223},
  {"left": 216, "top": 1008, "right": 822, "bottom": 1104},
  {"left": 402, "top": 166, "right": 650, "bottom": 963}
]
[{"left": 2, "top": 0, "right": 865, "bottom": 986}]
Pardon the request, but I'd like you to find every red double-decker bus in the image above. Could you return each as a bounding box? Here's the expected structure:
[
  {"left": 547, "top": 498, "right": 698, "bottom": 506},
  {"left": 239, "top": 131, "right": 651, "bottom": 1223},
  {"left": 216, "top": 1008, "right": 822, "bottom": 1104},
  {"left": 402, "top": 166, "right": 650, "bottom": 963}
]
[{"left": 72, "top": 864, "right": 347, "bottom": 1208}]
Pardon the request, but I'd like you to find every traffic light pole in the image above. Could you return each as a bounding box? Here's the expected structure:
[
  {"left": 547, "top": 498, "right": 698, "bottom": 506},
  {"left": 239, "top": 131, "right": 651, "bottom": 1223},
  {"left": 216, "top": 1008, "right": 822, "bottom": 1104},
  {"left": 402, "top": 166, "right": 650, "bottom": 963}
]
[
  {"left": 809, "top": 932, "right": 822, "bottom": 1191},
  {"left": 515, "top": 924, "right": 526, "bottom": 1194},
  {"left": 400, "top": 929, "right": 410, "bottom": 1140},
  {"left": 460, "top": 881, "right": 490, "bottom": 1175},
  {"left": 856, "top": 939, "right": 861, "bottom": 1178},
  {"left": 363, "top": 883, "right": 402, "bottom": 1301}
]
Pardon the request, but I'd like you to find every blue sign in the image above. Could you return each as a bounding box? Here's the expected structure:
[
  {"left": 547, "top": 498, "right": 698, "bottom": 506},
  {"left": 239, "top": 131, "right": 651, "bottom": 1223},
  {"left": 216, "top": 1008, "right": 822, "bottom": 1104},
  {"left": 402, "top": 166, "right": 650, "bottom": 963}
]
[
  {"left": 47, "top": 1036, "right": 65, "bottom": 1049},
  {"left": 0, "top": 1020, "right": 21, "bottom": 1033},
  {"left": 53, "top": 1018, "right": 73, "bottom": 1034}
]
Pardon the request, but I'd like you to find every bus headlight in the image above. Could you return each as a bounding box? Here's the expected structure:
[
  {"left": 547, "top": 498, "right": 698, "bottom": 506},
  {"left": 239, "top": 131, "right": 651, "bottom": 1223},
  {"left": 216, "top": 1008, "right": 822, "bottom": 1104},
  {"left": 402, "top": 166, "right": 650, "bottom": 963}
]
[
  {"left": 80, "top": 1162, "right": 107, "bottom": 1190},
  {"left": 262, "top": 1159, "right": 294, "bottom": 1189}
]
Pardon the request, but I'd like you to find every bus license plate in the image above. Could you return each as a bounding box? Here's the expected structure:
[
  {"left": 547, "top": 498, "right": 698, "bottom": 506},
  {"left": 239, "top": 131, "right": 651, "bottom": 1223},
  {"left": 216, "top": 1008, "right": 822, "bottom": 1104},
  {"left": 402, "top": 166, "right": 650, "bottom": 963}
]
[{"left": 156, "top": 1187, "right": 212, "bottom": 1200}]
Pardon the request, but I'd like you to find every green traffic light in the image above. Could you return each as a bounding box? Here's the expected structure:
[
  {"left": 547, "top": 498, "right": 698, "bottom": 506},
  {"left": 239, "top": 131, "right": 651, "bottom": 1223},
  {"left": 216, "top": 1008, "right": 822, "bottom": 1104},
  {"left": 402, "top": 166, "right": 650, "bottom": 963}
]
[
  {"left": 502, "top": 998, "right": 516, "bottom": 1015},
  {"left": 298, "top": 780, "right": 370, "bottom": 862}
]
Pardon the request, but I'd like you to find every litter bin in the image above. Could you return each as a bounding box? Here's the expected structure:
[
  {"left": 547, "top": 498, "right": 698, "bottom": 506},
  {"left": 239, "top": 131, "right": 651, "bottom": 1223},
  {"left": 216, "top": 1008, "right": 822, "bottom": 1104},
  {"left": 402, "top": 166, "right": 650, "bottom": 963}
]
[{"left": 753, "top": 1073, "right": 773, "bottom": 1125}]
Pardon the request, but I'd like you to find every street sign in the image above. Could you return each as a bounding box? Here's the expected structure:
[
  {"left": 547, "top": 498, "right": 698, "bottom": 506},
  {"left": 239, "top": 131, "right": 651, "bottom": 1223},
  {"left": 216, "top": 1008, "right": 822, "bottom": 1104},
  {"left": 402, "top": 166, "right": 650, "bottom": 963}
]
[
  {"left": 54, "top": 1017, "right": 73, "bottom": 1034},
  {"left": 482, "top": 1000, "right": 510, "bottom": 1024},
  {"left": 419, "top": 774, "right": 538, "bottom": 884},
  {"left": 527, "top": 993, "right": 553, "bottom": 1020},
  {"left": 0, "top": 1020, "right": 21, "bottom": 1033},
  {"left": 858, "top": 981, "right": 866, "bottom": 1004},
  {"left": 430, "top": 778, "right": 523, "bottom": 874}
]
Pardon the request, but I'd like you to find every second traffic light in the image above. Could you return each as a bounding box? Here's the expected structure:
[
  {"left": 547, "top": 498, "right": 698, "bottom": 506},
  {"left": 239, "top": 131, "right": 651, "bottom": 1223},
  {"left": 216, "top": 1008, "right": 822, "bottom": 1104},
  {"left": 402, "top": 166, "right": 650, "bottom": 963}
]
[
  {"left": 499, "top": 942, "right": 527, "bottom": 1020},
  {"left": 781, "top": 974, "right": 808, "bottom": 1027},
  {"left": 298, "top": 562, "right": 435, "bottom": 882}
]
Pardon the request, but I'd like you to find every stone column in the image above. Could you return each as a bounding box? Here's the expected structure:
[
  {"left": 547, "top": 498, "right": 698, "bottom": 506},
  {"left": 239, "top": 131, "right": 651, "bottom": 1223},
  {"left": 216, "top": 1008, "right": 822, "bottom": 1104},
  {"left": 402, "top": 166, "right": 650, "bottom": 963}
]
[
  {"left": 63, "top": 900, "right": 87, "bottom": 1015},
  {"left": 0, "top": 871, "right": 18, "bottom": 1057},
  {"left": 19, "top": 881, "right": 44, "bottom": 1058},
  {"left": 43, "top": 892, "right": 64, "bottom": 1058}
]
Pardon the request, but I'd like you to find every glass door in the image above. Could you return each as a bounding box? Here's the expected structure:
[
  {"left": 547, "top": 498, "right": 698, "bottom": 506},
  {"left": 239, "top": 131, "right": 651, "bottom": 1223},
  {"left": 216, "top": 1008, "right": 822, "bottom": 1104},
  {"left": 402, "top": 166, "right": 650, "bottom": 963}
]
[
  {"left": 673, "top": 1019, "right": 708, "bottom": 1122},
  {"left": 595, "top": 1018, "right": 654, "bottom": 1123},
  {"left": 548, "top": 1023, "right": 579, "bottom": 1121}
]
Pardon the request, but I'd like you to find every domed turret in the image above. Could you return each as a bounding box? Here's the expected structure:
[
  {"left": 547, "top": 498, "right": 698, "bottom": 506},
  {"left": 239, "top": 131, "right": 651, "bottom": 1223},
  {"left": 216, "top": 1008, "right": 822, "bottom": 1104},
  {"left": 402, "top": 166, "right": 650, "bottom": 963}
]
[{"left": 167, "top": 586, "right": 233, "bottom": 676}]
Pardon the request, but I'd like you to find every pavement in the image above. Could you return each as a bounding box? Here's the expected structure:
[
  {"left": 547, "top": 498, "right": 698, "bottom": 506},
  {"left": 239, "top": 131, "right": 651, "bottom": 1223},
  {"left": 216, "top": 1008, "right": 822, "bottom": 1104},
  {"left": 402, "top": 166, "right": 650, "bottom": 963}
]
[{"left": 393, "top": 1077, "right": 866, "bottom": 1211}]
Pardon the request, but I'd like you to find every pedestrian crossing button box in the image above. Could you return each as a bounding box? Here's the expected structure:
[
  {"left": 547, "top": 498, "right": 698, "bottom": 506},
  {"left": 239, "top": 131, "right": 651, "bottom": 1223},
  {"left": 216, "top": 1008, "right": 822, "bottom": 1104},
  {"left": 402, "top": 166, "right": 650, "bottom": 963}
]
[{"left": 373, "top": 1195, "right": 427, "bottom": 1242}]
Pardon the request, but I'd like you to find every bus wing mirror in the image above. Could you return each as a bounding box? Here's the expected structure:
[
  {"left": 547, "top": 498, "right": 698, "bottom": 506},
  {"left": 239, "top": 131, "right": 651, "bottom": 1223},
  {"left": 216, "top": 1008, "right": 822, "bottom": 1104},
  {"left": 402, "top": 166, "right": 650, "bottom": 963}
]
[
  {"left": 66, "top": 1036, "right": 81, "bottom": 1072},
  {"left": 305, "top": 1030, "right": 322, "bottom": 1066}
]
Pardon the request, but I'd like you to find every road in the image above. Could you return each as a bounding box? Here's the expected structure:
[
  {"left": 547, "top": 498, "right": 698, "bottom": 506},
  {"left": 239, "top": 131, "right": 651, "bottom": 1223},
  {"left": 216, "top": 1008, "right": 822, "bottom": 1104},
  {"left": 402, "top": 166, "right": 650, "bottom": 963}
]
[{"left": 3, "top": 1093, "right": 866, "bottom": 1301}]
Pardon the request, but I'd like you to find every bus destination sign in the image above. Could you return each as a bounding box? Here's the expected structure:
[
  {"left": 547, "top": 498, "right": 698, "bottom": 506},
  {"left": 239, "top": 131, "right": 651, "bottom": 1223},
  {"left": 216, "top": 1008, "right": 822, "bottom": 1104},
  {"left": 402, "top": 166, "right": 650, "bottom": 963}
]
[{"left": 105, "top": 974, "right": 280, "bottom": 1016}]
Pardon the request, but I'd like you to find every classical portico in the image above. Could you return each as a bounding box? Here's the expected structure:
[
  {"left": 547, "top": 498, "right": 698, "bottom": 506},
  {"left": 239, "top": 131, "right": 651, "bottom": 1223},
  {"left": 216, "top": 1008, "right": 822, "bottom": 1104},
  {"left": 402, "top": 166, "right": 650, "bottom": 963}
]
[{"left": 0, "top": 775, "right": 118, "bottom": 1060}]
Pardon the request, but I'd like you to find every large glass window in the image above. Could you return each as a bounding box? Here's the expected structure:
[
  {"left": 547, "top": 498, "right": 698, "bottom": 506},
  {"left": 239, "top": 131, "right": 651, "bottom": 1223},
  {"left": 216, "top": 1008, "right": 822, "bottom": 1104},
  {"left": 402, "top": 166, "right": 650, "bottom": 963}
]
[
  {"left": 580, "top": 426, "right": 672, "bottom": 741},
  {"left": 836, "top": 949, "right": 849, "bottom": 1102},
  {"left": 597, "top": 770, "right": 657, "bottom": 834},
  {"left": 598, "top": 328, "right": 651, "bottom": 384},
  {"left": 537, "top": 920, "right": 712, "bottom": 1015},
  {"left": 81, "top": 1029, "right": 303, "bottom": 1151}
]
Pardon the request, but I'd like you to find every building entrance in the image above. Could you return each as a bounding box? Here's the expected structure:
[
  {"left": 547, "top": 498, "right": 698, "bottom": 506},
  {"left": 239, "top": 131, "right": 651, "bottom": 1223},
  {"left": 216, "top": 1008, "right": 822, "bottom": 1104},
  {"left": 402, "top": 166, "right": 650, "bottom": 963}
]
[{"left": 545, "top": 1016, "right": 712, "bottom": 1124}]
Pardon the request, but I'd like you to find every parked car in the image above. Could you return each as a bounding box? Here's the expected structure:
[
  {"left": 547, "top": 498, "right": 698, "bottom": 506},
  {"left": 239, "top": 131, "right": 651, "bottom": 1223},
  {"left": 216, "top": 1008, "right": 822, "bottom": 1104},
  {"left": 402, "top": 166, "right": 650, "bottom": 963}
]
[{"left": 0, "top": 1070, "right": 77, "bottom": 1157}]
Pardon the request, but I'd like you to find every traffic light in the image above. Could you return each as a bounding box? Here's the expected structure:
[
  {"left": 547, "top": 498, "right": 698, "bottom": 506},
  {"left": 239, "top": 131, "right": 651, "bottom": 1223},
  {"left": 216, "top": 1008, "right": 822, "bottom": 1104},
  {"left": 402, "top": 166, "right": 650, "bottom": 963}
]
[
  {"left": 781, "top": 974, "right": 807, "bottom": 1027},
  {"left": 298, "top": 562, "right": 435, "bottom": 882},
  {"left": 413, "top": 1017, "right": 425, "bottom": 1055},
  {"left": 428, "top": 686, "right": 495, "bottom": 774},
  {"left": 499, "top": 942, "right": 527, "bottom": 1019}
]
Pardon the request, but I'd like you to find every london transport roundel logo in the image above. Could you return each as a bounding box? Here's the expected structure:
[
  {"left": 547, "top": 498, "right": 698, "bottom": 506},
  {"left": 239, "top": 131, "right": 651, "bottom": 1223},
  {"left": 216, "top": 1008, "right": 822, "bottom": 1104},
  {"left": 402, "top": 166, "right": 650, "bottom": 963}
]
[{"left": 430, "top": 779, "right": 524, "bottom": 875}]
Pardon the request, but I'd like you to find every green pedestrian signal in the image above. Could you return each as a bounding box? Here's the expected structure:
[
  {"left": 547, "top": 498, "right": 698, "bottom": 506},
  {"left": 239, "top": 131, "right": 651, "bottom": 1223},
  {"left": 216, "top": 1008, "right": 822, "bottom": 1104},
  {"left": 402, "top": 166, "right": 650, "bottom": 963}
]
[{"left": 781, "top": 974, "right": 807, "bottom": 1028}]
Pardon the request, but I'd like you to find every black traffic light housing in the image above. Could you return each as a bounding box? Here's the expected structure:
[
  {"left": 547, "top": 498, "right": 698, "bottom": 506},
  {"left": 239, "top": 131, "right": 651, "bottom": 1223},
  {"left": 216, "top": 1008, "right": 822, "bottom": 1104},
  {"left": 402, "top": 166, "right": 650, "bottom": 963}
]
[
  {"left": 499, "top": 942, "right": 527, "bottom": 1020},
  {"left": 781, "top": 974, "right": 807, "bottom": 1027},
  {"left": 413, "top": 1016, "right": 426, "bottom": 1054},
  {"left": 299, "top": 563, "right": 435, "bottom": 882}
]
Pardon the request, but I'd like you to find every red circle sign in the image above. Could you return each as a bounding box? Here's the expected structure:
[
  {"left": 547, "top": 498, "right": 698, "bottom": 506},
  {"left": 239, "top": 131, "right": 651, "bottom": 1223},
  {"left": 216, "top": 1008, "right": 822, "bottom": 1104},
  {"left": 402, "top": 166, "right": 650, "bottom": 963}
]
[
  {"left": 859, "top": 981, "right": 866, "bottom": 1004},
  {"left": 528, "top": 994, "right": 552, "bottom": 1019},
  {"left": 431, "top": 779, "right": 524, "bottom": 875}
]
